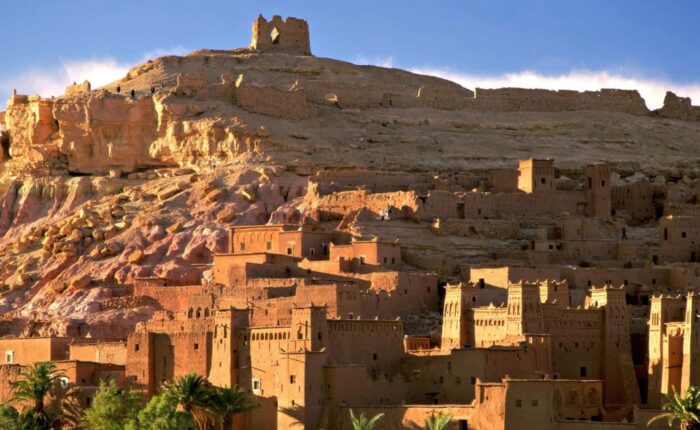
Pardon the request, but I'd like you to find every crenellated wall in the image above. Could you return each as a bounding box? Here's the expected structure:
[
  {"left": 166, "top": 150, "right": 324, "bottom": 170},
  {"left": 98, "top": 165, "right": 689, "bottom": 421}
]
[
  {"left": 465, "top": 87, "right": 649, "bottom": 115},
  {"left": 656, "top": 91, "right": 700, "bottom": 121}
]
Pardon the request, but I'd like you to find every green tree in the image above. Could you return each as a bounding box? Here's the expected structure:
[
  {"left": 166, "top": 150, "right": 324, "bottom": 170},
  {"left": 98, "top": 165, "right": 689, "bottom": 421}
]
[
  {"left": 161, "top": 374, "right": 217, "bottom": 429},
  {"left": 0, "top": 404, "right": 21, "bottom": 430},
  {"left": 209, "top": 386, "right": 256, "bottom": 430},
  {"left": 649, "top": 386, "right": 700, "bottom": 430},
  {"left": 10, "top": 361, "right": 65, "bottom": 429},
  {"left": 425, "top": 412, "right": 452, "bottom": 430},
  {"left": 125, "top": 392, "right": 194, "bottom": 430},
  {"left": 349, "top": 409, "right": 384, "bottom": 430},
  {"left": 81, "top": 380, "right": 141, "bottom": 430}
]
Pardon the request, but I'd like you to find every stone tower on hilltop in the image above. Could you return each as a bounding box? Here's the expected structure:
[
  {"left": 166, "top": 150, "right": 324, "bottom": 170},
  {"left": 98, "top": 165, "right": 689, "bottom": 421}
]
[{"left": 250, "top": 15, "right": 312, "bottom": 56}]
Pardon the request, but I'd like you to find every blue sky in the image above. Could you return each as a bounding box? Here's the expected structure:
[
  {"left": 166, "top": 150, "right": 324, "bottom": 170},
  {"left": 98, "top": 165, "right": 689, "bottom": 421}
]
[{"left": 1, "top": 0, "right": 699, "bottom": 108}]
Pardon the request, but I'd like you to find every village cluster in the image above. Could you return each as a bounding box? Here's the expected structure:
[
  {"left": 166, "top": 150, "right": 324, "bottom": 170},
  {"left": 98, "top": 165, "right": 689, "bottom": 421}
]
[{"left": 3, "top": 153, "right": 700, "bottom": 429}]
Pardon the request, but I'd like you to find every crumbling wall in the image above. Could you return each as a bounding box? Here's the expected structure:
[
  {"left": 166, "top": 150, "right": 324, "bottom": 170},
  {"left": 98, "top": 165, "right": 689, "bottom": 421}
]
[
  {"left": 465, "top": 87, "right": 649, "bottom": 115},
  {"left": 133, "top": 285, "right": 204, "bottom": 312},
  {"left": 235, "top": 76, "right": 316, "bottom": 119},
  {"left": 308, "top": 189, "right": 420, "bottom": 221},
  {"left": 656, "top": 91, "right": 700, "bottom": 121},
  {"left": 250, "top": 15, "right": 311, "bottom": 55},
  {"left": 64, "top": 80, "right": 91, "bottom": 97}
]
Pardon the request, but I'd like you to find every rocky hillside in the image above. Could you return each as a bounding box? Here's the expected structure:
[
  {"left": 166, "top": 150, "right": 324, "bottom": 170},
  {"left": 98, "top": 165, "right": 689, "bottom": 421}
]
[{"left": 0, "top": 16, "right": 699, "bottom": 338}]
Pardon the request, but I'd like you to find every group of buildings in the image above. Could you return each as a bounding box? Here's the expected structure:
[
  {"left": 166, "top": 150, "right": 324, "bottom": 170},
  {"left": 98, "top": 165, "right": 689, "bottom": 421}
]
[{"left": 2, "top": 157, "right": 700, "bottom": 429}]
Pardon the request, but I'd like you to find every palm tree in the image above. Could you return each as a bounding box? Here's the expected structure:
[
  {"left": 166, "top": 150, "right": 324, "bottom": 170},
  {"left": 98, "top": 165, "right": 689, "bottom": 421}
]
[
  {"left": 425, "top": 412, "right": 452, "bottom": 430},
  {"left": 349, "top": 409, "right": 384, "bottom": 430},
  {"left": 10, "top": 361, "right": 65, "bottom": 428},
  {"left": 210, "top": 386, "right": 257, "bottom": 430},
  {"left": 162, "top": 373, "right": 218, "bottom": 430},
  {"left": 649, "top": 386, "right": 700, "bottom": 430}
]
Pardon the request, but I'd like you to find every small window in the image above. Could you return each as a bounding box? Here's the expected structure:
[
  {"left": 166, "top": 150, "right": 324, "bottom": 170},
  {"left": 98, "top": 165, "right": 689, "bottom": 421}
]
[
  {"left": 532, "top": 399, "right": 539, "bottom": 407},
  {"left": 134, "top": 344, "right": 140, "bottom": 352},
  {"left": 683, "top": 232, "right": 687, "bottom": 238},
  {"left": 252, "top": 378, "right": 262, "bottom": 394},
  {"left": 290, "top": 375, "right": 296, "bottom": 384},
  {"left": 580, "top": 366, "right": 587, "bottom": 377},
  {"left": 541, "top": 178, "right": 546, "bottom": 184},
  {"left": 391, "top": 257, "right": 396, "bottom": 264},
  {"left": 372, "top": 353, "right": 378, "bottom": 361},
  {"left": 310, "top": 248, "right": 316, "bottom": 256},
  {"left": 240, "top": 242, "right": 246, "bottom": 251},
  {"left": 86, "top": 397, "right": 92, "bottom": 407},
  {"left": 266, "top": 241, "right": 272, "bottom": 250},
  {"left": 470, "top": 377, "right": 476, "bottom": 385},
  {"left": 516, "top": 399, "right": 522, "bottom": 408},
  {"left": 455, "top": 377, "right": 461, "bottom": 384},
  {"left": 5, "top": 351, "right": 13, "bottom": 364},
  {"left": 317, "top": 332, "right": 322, "bottom": 341},
  {"left": 286, "top": 247, "right": 292, "bottom": 255},
  {"left": 194, "top": 343, "right": 199, "bottom": 351},
  {"left": 384, "top": 257, "right": 388, "bottom": 264}
]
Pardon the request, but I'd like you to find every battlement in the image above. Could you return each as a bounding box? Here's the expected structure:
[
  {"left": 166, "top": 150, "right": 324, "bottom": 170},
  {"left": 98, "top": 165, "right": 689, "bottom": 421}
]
[
  {"left": 250, "top": 15, "right": 311, "bottom": 56},
  {"left": 64, "top": 80, "right": 91, "bottom": 97},
  {"left": 467, "top": 87, "right": 649, "bottom": 115}
]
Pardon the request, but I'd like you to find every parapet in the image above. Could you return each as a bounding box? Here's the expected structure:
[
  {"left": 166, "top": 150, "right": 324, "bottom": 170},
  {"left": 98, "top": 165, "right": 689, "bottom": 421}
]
[
  {"left": 250, "top": 15, "right": 311, "bottom": 55},
  {"left": 656, "top": 91, "right": 700, "bottom": 121},
  {"left": 467, "top": 87, "right": 649, "bottom": 115},
  {"left": 64, "top": 80, "right": 91, "bottom": 97}
]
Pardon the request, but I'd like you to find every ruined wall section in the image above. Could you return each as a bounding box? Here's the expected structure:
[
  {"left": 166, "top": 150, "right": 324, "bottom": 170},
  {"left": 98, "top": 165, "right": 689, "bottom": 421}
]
[
  {"left": 656, "top": 91, "right": 700, "bottom": 121},
  {"left": 465, "top": 87, "right": 649, "bottom": 115},
  {"left": 250, "top": 15, "right": 311, "bottom": 55}
]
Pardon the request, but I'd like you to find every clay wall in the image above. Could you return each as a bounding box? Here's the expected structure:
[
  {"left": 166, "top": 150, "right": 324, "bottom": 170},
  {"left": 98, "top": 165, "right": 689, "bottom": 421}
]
[
  {"left": 656, "top": 91, "right": 700, "bottom": 122},
  {"left": 612, "top": 181, "right": 654, "bottom": 223},
  {"left": 279, "top": 229, "right": 333, "bottom": 260},
  {"left": 503, "top": 379, "right": 604, "bottom": 427},
  {"left": 468, "top": 307, "right": 508, "bottom": 347},
  {"left": 468, "top": 266, "right": 562, "bottom": 289},
  {"left": 362, "top": 271, "right": 439, "bottom": 319},
  {"left": 310, "top": 170, "right": 434, "bottom": 195},
  {"left": 435, "top": 218, "right": 520, "bottom": 239},
  {"left": 466, "top": 87, "right": 649, "bottom": 115},
  {"left": 0, "top": 337, "right": 71, "bottom": 365},
  {"left": 311, "top": 189, "right": 420, "bottom": 221},
  {"left": 543, "top": 307, "right": 604, "bottom": 380},
  {"left": 488, "top": 169, "right": 519, "bottom": 192},
  {"left": 561, "top": 266, "right": 670, "bottom": 291},
  {"left": 133, "top": 285, "right": 203, "bottom": 312},
  {"left": 54, "top": 360, "right": 125, "bottom": 387},
  {"left": 327, "top": 320, "right": 405, "bottom": 375},
  {"left": 250, "top": 15, "right": 311, "bottom": 55},
  {"left": 659, "top": 216, "right": 700, "bottom": 262},
  {"left": 69, "top": 341, "right": 127, "bottom": 365},
  {"left": 235, "top": 82, "right": 316, "bottom": 119},
  {"left": 518, "top": 159, "right": 555, "bottom": 194},
  {"left": 0, "top": 365, "right": 22, "bottom": 404},
  {"left": 64, "top": 80, "right": 91, "bottom": 97}
]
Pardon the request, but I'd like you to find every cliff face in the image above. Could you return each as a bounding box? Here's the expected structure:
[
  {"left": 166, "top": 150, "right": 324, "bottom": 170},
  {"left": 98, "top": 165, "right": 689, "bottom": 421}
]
[{"left": 0, "top": 16, "right": 700, "bottom": 337}]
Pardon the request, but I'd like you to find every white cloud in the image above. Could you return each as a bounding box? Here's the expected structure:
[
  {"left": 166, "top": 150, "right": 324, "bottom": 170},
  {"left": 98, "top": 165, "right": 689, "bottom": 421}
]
[
  {"left": 0, "top": 58, "right": 130, "bottom": 100},
  {"left": 409, "top": 67, "right": 700, "bottom": 110},
  {"left": 0, "top": 47, "right": 189, "bottom": 103}
]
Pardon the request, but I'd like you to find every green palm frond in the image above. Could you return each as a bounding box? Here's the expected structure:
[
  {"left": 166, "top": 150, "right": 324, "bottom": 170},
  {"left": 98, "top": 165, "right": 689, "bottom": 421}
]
[
  {"left": 426, "top": 412, "right": 452, "bottom": 430},
  {"left": 649, "top": 386, "right": 700, "bottom": 429},
  {"left": 350, "top": 409, "right": 384, "bottom": 430}
]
